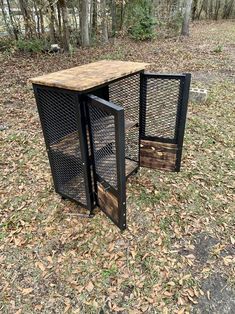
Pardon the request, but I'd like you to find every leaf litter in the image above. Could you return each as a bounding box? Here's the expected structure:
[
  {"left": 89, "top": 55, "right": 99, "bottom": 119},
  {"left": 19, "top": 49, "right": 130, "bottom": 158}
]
[{"left": 0, "top": 21, "right": 235, "bottom": 313}]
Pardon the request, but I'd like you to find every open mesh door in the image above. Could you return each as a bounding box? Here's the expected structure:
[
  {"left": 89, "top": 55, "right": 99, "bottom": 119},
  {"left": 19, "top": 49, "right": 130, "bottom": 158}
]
[
  {"left": 85, "top": 95, "right": 126, "bottom": 230},
  {"left": 140, "top": 73, "right": 191, "bottom": 172},
  {"left": 33, "top": 85, "right": 92, "bottom": 209}
]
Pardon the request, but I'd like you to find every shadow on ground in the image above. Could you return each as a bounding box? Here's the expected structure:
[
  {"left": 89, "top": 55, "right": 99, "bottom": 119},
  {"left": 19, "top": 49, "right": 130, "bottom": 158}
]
[{"left": 193, "top": 273, "right": 235, "bottom": 314}]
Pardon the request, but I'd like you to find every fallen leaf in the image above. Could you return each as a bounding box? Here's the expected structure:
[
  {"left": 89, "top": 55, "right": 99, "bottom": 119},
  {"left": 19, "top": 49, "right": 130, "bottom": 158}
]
[
  {"left": 35, "top": 261, "right": 46, "bottom": 272},
  {"left": 22, "top": 287, "right": 33, "bottom": 295},
  {"left": 86, "top": 281, "right": 94, "bottom": 292}
]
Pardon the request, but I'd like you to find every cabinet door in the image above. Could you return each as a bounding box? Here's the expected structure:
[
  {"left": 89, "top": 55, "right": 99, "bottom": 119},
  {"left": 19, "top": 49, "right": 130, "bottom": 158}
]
[
  {"left": 33, "top": 85, "right": 93, "bottom": 210},
  {"left": 85, "top": 95, "right": 126, "bottom": 230},
  {"left": 140, "top": 73, "right": 191, "bottom": 172}
]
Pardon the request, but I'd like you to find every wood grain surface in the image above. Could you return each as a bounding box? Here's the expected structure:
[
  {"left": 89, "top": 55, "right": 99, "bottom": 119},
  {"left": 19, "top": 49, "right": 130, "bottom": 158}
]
[
  {"left": 140, "top": 139, "right": 177, "bottom": 171},
  {"left": 97, "top": 182, "right": 119, "bottom": 224},
  {"left": 30, "top": 60, "right": 149, "bottom": 92}
]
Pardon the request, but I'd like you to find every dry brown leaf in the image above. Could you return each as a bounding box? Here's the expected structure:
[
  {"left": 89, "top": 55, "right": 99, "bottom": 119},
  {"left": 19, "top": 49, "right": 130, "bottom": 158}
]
[
  {"left": 22, "top": 287, "right": 33, "bottom": 295},
  {"left": 206, "top": 290, "right": 211, "bottom": 300},
  {"left": 177, "top": 296, "right": 185, "bottom": 306},
  {"left": 167, "top": 281, "right": 175, "bottom": 287},
  {"left": 86, "top": 281, "right": 94, "bottom": 292},
  {"left": 186, "top": 288, "right": 195, "bottom": 297},
  {"left": 46, "top": 256, "right": 53, "bottom": 263},
  {"left": 187, "top": 295, "right": 198, "bottom": 304},
  {"left": 64, "top": 303, "right": 71, "bottom": 313},
  {"left": 163, "top": 291, "right": 173, "bottom": 297},
  {"left": 35, "top": 261, "right": 46, "bottom": 272},
  {"left": 162, "top": 307, "right": 169, "bottom": 314},
  {"left": 185, "top": 254, "right": 195, "bottom": 259}
]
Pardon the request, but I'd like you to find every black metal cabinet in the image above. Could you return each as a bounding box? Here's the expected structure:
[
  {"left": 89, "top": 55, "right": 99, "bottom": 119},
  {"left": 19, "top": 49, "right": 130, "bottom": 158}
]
[{"left": 33, "top": 70, "right": 191, "bottom": 230}]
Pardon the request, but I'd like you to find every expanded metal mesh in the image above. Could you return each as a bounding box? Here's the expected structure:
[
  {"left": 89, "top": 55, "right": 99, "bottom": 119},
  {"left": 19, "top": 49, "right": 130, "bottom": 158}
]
[
  {"left": 88, "top": 104, "right": 117, "bottom": 189},
  {"left": 36, "top": 87, "right": 87, "bottom": 204},
  {"left": 109, "top": 74, "right": 140, "bottom": 161},
  {"left": 141, "top": 78, "right": 182, "bottom": 140}
]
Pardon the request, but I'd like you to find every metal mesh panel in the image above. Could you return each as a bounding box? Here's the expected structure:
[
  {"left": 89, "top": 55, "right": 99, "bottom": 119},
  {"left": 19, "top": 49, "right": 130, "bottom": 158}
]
[
  {"left": 36, "top": 89, "right": 78, "bottom": 144},
  {"left": 109, "top": 74, "right": 140, "bottom": 161},
  {"left": 36, "top": 87, "right": 87, "bottom": 204},
  {"left": 142, "top": 78, "right": 182, "bottom": 140},
  {"left": 88, "top": 104, "right": 117, "bottom": 189}
]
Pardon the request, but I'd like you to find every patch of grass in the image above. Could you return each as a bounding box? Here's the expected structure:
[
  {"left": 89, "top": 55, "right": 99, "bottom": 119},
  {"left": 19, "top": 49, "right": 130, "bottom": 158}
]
[
  {"left": 101, "top": 265, "right": 118, "bottom": 280},
  {"left": 213, "top": 44, "right": 223, "bottom": 53}
]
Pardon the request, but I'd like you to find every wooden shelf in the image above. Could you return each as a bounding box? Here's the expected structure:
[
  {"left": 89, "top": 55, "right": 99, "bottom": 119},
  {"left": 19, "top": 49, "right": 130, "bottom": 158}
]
[
  {"left": 57, "top": 157, "right": 137, "bottom": 202},
  {"left": 51, "top": 131, "right": 80, "bottom": 157},
  {"left": 125, "top": 159, "right": 138, "bottom": 177},
  {"left": 60, "top": 175, "right": 86, "bottom": 202},
  {"left": 51, "top": 119, "right": 138, "bottom": 157},
  {"left": 125, "top": 119, "right": 138, "bottom": 131},
  {"left": 93, "top": 155, "right": 138, "bottom": 178}
]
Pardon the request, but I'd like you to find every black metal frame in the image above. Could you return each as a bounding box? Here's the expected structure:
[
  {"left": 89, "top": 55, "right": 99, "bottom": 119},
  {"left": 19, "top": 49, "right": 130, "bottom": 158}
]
[
  {"left": 85, "top": 94, "right": 126, "bottom": 230},
  {"left": 139, "top": 72, "right": 191, "bottom": 171},
  {"left": 33, "top": 84, "right": 94, "bottom": 211},
  {"left": 32, "top": 69, "right": 191, "bottom": 230}
]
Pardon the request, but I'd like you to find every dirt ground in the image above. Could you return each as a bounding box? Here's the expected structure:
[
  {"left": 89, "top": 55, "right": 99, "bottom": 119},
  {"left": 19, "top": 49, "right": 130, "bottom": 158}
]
[{"left": 0, "top": 21, "right": 235, "bottom": 313}]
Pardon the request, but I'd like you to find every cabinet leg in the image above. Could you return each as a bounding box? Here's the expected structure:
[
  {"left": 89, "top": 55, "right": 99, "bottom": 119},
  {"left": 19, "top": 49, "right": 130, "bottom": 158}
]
[{"left": 89, "top": 208, "right": 95, "bottom": 218}]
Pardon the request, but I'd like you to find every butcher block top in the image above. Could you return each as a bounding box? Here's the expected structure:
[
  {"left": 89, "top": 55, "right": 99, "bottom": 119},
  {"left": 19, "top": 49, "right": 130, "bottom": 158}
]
[{"left": 30, "top": 60, "right": 149, "bottom": 92}]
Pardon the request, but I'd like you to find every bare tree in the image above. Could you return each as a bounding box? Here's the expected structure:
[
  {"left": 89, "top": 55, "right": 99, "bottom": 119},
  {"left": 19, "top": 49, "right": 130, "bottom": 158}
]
[
  {"left": 214, "top": 0, "right": 221, "bottom": 20},
  {"left": 0, "top": 0, "right": 11, "bottom": 36},
  {"left": 181, "top": 0, "right": 193, "bottom": 36},
  {"left": 100, "top": 0, "right": 109, "bottom": 43},
  {"left": 80, "top": 0, "right": 90, "bottom": 46},
  {"left": 18, "top": 0, "right": 36, "bottom": 38},
  {"left": 91, "top": 0, "right": 98, "bottom": 37},
  {"left": 192, "top": 0, "right": 198, "bottom": 20},
  {"left": 196, "top": 0, "right": 205, "bottom": 20},
  {"left": 47, "top": 0, "right": 56, "bottom": 43},
  {"left": 222, "top": 0, "right": 234, "bottom": 18},
  {"left": 59, "top": 0, "right": 70, "bottom": 51},
  {"left": 110, "top": 0, "right": 116, "bottom": 37},
  {"left": 6, "top": 0, "right": 19, "bottom": 39}
]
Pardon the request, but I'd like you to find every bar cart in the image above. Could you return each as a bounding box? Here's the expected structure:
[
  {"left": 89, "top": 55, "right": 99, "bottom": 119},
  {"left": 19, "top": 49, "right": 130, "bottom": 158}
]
[{"left": 30, "top": 60, "right": 191, "bottom": 230}]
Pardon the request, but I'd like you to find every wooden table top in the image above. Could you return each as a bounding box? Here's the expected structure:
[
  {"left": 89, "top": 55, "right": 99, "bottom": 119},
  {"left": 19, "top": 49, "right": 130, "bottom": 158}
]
[{"left": 30, "top": 60, "right": 149, "bottom": 92}]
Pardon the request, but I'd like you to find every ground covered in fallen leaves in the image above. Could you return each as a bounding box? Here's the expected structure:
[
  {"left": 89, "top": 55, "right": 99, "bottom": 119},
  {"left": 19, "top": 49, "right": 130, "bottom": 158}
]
[{"left": 1, "top": 21, "right": 235, "bottom": 313}]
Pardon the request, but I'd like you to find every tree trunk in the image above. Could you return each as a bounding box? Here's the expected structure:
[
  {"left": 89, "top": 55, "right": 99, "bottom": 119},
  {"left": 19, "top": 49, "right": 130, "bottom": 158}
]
[
  {"left": 100, "top": 0, "right": 109, "bottom": 43},
  {"left": 119, "top": 0, "right": 124, "bottom": 31},
  {"left": 181, "top": 0, "right": 193, "bottom": 36},
  {"left": 0, "top": 0, "right": 11, "bottom": 36},
  {"left": 214, "top": 0, "right": 221, "bottom": 20},
  {"left": 48, "top": 0, "right": 56, "bottom": 43},
  {"left": 34, "top": 1, "right": 40, "bottom": 37},
  {"left": 222, "top": 0, "right": 234, "bottom": 19},
  {"left": 18, "top": 0, "right": 35, "bottom": 38},
  {"left": 6, "top": 0, "right": 19, "bottom": 39},
  {"left": 111, "top": 0, "right": 116, "bottom": 37},
  {"left": 57, "top": 1, "right": 62, "bottom": 40},
  {"left": 196, "top": 0, "right": 204, "bottom": 19},
  {"left": 192, "top": 0, "right": 198, "bottom": 20},
  {"left": 71, "top": 5, "right": 78, "bottom": 30},
  {"left": 39, "top": 8, "right": 44, "bottom": 34},
  {"left": 91, "top": 0, "right": 97, "bottom": 37},
  {"left": 209, "top": 0, "right": 213, "bottom": 19},
  {"left": 59, "top": 0, "right": 70, "bottom": 51},
  {"left": 80, "top": 0, "right": 90, "bottom": 47}
]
